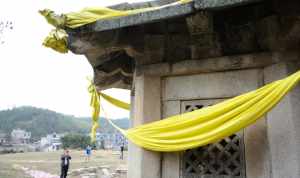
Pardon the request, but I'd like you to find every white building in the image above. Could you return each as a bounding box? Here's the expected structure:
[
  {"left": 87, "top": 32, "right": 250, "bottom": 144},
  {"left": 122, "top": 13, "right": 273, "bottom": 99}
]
[
  {"left": 96, "top": 132, "right": 128, "bottom": 150},
  {"left": 40, "top": 133, "right": 62, "bottom": 151},
  {"left": 0, "top": 133, "right": 7, "bottom": 145},
  {"left": 11, "top": 129, "right": 31, "bottom": 144}
]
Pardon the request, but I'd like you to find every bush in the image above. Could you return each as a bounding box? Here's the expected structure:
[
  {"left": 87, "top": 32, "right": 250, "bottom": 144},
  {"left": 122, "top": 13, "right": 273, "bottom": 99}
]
[{"left": 61, "top": 134, "right": 95, "bottom": 149}]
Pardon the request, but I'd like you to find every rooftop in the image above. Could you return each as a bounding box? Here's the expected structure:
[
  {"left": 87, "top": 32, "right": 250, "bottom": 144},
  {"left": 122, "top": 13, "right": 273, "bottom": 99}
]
[
  {"left": 47, "top": 0, "right": 300, "bottom": 91},
  {"left": 67, "top": 0, "right": 261, "bottom": 33}
]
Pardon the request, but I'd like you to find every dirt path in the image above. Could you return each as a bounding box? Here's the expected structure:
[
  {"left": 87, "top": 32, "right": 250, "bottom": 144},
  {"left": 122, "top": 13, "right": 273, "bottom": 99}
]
[{"left": 17, "top": 165, "right": 59, "bottom": 178}]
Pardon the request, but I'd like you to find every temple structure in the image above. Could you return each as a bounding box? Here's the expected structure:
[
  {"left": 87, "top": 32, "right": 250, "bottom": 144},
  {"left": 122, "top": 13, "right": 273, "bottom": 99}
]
[{"left": 64, "top": 0, "right": 300, "bottom": 177}]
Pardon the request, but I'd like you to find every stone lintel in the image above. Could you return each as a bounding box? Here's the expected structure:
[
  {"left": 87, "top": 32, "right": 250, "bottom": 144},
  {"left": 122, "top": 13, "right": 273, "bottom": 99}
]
[{"left": 136, "top": 51, "right": 300, "bottom": 76}]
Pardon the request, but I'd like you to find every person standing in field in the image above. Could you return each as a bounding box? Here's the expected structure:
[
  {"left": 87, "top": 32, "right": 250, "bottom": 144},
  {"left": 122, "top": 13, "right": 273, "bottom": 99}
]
[
  {"left": 85, "top": 145, "right": 92, "bottom": 162},
  {"left": 60, "top": 149, "right": 71, "bottom": 178},
  {"left": 120, "top": 144, "right": 124, "bottom": 160}
]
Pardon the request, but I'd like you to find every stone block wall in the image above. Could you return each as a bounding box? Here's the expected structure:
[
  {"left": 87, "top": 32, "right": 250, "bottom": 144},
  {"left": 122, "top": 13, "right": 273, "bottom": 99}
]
[
  {"left": 129, "top": 52, "right": 300, "bottom": 178},
  {"left": 162, "top": 68, "right": 270, "bottom": 178}
]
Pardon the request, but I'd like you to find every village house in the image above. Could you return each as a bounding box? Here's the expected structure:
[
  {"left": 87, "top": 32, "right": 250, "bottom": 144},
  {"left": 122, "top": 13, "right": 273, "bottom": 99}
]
[
  {"left": 11, "top": 129, "right": 31, "bottom": 144},
  {"left": 96, "top": 132, "right": 128, "bottom": 150},
  {"left": 49, "top": 0, "right": 300, "bottom": 177},
  {"left": 0, "top": 133, "right": 7, "bottom": 145},
  {"left": 40, "top": 133, "right": 62, "bottom": 151}
]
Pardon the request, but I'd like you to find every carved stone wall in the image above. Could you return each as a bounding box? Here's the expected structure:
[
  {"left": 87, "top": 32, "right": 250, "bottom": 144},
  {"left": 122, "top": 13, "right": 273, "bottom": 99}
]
[{"left": 161, "top": 68, "right": 271, "bottom": 178}]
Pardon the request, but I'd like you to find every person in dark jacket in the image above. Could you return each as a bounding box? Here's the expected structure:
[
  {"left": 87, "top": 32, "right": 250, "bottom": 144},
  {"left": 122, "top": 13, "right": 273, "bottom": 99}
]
[
  {"left": 120, "top": 144, "right": 124, "bottom": 160},
  {"left": 60, "top": 149, "right": 71, "bottom": 178}
]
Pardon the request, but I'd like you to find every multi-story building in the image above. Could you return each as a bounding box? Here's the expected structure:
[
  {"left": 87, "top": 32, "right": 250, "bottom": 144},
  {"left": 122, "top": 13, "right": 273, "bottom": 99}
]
[
  {"left": 0, "top": 133, "right": 7, "bottom": 145},
  {"left": 11, "top": 129, "right": 31, "bottom": 144},
  {"left": 40, "top": 133, "right": 62, "bottom": 151},
  {"left": 96, "top": 132, "right": 128, "bottom": 149}
]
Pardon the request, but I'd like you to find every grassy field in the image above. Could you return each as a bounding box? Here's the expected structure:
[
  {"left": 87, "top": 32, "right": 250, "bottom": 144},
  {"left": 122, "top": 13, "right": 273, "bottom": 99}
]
[{"left": 0, "top": 150, "right": 127, "bottom": 178}]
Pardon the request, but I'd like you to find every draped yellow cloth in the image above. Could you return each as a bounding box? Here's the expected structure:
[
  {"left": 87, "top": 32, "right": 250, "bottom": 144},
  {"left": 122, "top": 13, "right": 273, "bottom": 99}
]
[
  {"left": 99, "top": 93, "right": 130, "bottom": 110},
  {"left": 89, "top": 70, "right": 300, "bottom": 152},
  {"left": 39, "top": 0, "right": 192, "bottom": 53},
  {"left": 88, "top": 82, "right": 101, "bottom": 142}
]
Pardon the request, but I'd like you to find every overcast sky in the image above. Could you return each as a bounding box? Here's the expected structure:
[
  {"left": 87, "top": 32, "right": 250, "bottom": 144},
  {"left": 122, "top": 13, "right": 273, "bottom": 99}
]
[{"left": 0, "top": 0, "right": 145, "bottom": 118}]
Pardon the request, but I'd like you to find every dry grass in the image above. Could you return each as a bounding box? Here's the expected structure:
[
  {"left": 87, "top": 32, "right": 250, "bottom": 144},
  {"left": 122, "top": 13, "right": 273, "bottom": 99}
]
[
  {"left": 0, "top": 150, "right": 127, "bottom": 178},
  {"left": 0, "top": 161, "right": 30, "bottom": 178}
]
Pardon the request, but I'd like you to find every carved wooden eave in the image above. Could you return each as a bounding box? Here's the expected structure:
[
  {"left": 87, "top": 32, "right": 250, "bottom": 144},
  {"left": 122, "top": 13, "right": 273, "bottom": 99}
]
[{"left": 65, "top": 0, "right": 300, "bottom": 90}]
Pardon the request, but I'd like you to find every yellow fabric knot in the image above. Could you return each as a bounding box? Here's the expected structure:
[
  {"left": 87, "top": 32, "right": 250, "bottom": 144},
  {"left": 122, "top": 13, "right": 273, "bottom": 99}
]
[
  {"left": 39, "top": 9, "right": 66, "bottom": 28},
  {"left": 43, "top": 29, "right": 68, "bottom": 53},
  {"left": 39, "top": 0, "right": 194, "bottom": 54}
]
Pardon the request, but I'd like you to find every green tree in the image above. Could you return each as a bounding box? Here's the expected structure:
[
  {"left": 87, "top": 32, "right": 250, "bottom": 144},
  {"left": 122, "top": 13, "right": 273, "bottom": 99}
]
[
  {"left": 0, "top": 106, "right": 129, "bottom": 139},
  {"left": 61, "top": 134, "right": 93, "bottom": 149}
]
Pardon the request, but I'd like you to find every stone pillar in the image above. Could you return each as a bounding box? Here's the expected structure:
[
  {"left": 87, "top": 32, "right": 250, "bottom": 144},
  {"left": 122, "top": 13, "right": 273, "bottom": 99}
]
[
  {"left": 264, "top": 61, "right": 300, "bottom": 178},
  {"left": 241, "top": 69, "right": 271, "bottom": 178},
  {"left": 244, "top": 117, "right": 271, "bottom": 178},
  {"left": 162, "top": 101, "right": 181, "bottom": 178},
  {"left": 127, "top": 74, "right": 162, "bottom": 178}
]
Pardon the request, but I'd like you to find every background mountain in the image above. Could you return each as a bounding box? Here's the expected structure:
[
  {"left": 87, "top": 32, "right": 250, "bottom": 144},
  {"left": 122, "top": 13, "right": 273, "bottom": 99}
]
[{"left": 0, "top": 106, "right": 129, "bottom": 140}]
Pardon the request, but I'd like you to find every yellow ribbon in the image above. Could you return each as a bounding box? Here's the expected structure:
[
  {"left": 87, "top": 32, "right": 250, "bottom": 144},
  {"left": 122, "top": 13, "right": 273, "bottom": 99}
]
[
  {"left": 88, "top": 82, "right": 100, "bottom": 142},
  {"left": 89, "top": 70, "right": 300, "bottom": 152}
]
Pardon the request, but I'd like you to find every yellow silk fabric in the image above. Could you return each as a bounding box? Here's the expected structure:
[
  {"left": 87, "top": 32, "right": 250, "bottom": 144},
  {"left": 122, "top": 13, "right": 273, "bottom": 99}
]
[
  {"left": 91, "top": 70, "right": 300, "bottom": 152},
  {"left": 42, "top": 29, "right": 68, "bottom": 53},
  {"left": 65, "top": 0, "right": 192, "bottom": 28},
  {"left": 87, "top": 87, "right": 129, "bottom": 141},
  {"left": 39, "top": 9, "right": 66, "bottom": 28},
  {"left": 99, "top": 93, "right": 130, "bottom": 110},
  {"left": 88, "top": 83, "right": 100, "bottom": 142},
  {"left": 39, "top": 0, "right": 192, "bottom": 53},
  {"left": 65, "top": 7, "right": 130, "bottom": 29},
  {"left": 40, "top": 0, "right": 192, "bottom": 29}
]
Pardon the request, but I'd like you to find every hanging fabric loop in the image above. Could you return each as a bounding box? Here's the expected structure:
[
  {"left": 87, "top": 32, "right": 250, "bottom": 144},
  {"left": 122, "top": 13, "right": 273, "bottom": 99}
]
[{"left": 88, "top": 70, "right": 300, "bottom": 152}]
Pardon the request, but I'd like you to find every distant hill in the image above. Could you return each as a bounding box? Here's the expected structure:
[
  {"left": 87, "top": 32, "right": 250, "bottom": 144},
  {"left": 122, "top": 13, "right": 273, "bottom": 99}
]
[{"left": 0, "top": 106, "right": 129, "bottom": 139}]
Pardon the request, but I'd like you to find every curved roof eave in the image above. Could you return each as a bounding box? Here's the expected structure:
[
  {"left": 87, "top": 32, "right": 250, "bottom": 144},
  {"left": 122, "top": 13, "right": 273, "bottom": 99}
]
[{"left": 66, "top": 0, "right": 262, "bottom": 33}]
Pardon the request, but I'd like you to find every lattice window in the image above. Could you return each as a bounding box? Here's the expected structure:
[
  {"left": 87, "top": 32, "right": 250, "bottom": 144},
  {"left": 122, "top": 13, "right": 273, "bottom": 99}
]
[
  {"left": 181, "top": 101, "right": 245, "bottom": 178},
  {"left": 185, "top": 104, "right": 204, "bottom": 112}
]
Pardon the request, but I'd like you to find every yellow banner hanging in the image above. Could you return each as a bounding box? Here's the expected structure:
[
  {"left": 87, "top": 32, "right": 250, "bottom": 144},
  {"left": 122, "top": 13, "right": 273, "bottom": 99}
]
[
  {"left": 88, "top": 82, "right": 100, "bottom": 142},
  {"left": 89, "top": 70, "right": 300, "bottom": 152},
  {"left": 99, "top": 93, "right": 130, "bottom": 110}
]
